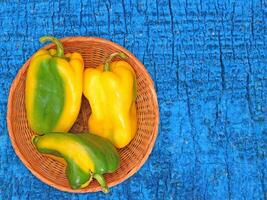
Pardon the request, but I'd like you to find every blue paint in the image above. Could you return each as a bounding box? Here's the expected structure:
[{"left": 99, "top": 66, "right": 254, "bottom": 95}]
[{"left": 0, "top": 0, "right": 266, "bottom": 199}]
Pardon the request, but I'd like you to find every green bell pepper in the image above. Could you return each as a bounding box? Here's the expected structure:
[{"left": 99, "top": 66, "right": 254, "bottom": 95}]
[{"left": 32, "top": 132, "right": 120, "bottom": 192}]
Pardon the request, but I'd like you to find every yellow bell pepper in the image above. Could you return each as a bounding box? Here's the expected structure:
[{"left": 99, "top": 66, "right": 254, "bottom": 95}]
[
  {"left": 83, "top": 53, "right": 137, "bottom": 148},
  {"left": 26, "top": 36, "right": 84, "bottom": 133},
  {"left": 33, "top": 132, "right": 120, "bottom": 192}
]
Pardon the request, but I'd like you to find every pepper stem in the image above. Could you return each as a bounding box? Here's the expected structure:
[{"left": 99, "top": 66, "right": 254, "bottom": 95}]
[
  {"left": 94, "top": 174, "right": 109, "bottom": 193},
  {"left": 104, "top": 52, "right": 127, "bottom": 71},
  {"left": 31, "top": 135, "right": 38, "bottom": 145},
  {"left": 39, "top": 36, "right": 64, "bottom": 57}
]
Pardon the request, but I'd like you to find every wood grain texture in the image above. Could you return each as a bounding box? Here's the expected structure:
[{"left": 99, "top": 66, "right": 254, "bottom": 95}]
[{"left": 0, "top": 0, "right": 266, "bottom": 199}]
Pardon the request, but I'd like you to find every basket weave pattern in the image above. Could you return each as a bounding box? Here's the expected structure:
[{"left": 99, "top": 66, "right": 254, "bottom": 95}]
[{"left": 7, "top": 37, "right": 159, "bottom": 193}]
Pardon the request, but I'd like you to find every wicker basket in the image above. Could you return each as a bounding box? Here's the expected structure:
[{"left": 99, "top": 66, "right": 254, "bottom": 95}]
[{"left": 6, "top": 37, "right": 159, "bottom": 193}]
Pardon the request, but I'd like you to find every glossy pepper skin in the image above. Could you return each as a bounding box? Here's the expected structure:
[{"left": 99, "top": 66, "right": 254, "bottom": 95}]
[
  {"left": 83, "top": 53, "right": 137, "bottom": 148},
  {"left": 26, "top": 36, "right": 84, "bottom": 133},
  {"left": 32, "top": 132, "right": 120, "bottom": 192}
]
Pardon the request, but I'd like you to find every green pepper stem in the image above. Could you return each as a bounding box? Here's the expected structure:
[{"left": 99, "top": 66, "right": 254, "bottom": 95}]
[
  {"left": 104, "top": 52, "right": 127, "bottom": 71},
  {"left": 94, "top": 174, "right": 109, "bottom": 193},
  {"left": 39, "top": 36, "right": 64, "bottom": 58},
  {"left": 31, "top": 135, "right": 38, "bottom": 145}
]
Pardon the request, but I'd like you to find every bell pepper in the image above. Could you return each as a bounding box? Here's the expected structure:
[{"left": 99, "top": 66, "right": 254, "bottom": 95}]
[
  {"left": 32, "top": 132, "right": 120, "bottom": 192},
  {"left": 83, "top": 53, "right": 137, "bottom": 148},
  {"left": 25, "top": 36, "right": 84, "bottom": 133}
]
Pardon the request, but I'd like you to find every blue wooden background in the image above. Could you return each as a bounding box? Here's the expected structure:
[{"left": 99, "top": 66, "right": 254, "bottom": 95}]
[{"left": 0, "top": 0, "right": 266, "bottom": 199}]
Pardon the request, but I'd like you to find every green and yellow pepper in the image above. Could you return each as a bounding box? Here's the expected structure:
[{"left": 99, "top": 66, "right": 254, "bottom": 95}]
[
  {"left": 25, "top": 36, "right": 84, "bottom": 133},
  {"left": 83, "top": 53, "right": 137, "bottom": 148},
  {"left": 33, "top": 132, "right": 120, "bottom": 192}
]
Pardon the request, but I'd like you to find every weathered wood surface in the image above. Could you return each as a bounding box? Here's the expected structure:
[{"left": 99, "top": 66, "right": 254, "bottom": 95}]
[{"left": 0, "top": 0, "right": 266, "bottom": 199}]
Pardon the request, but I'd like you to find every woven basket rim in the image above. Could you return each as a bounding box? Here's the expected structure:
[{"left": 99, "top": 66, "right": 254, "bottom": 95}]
[{"left": 6, "top": 36, "right": 159, "bottom": 193}]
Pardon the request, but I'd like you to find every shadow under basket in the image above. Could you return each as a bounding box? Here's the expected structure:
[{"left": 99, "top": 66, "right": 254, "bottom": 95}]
[{"left": 7, "top": 37, "right": 159, "bottom": 193}]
